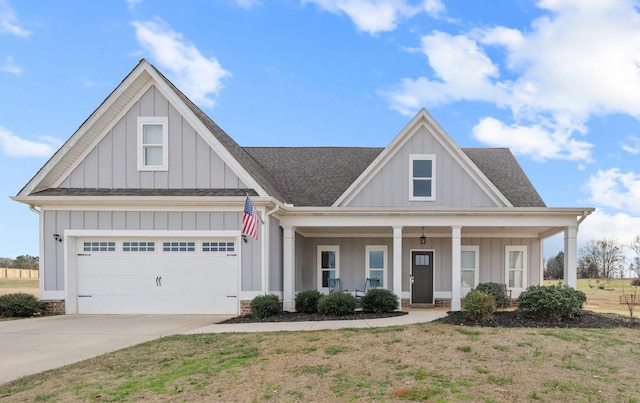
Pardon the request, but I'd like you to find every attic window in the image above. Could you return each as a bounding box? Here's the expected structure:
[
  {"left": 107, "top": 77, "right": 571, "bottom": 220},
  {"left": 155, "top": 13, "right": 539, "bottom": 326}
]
[
  {"left": 409, "top": 154, "right": 435, "bottom": 201},
  {"left": 137, "top": 117, "right": 168, "bottom": 171}
]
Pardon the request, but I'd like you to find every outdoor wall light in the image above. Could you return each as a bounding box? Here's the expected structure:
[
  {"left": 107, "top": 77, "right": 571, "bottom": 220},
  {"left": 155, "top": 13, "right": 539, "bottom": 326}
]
[
  {"left": 53, "top": 233, "right": 62, "bottom": 243},
  {"left": 242, "top": 234, "right": 248, "bottom": 243},
  {"left": 420, "top": 227, "right": 427, "bottom": 245}
]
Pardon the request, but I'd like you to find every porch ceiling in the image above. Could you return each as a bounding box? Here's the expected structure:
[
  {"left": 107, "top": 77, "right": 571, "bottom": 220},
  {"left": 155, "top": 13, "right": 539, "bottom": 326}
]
[{"left": 295, "top": 225, "right": 563, "bottom": 239}]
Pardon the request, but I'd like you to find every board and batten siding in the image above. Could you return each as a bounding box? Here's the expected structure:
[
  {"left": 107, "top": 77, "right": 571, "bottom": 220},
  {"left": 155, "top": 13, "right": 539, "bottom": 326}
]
[
  {"left": 41, "top": 210, "right": 261, "bottom": 293},
  {"left": 348, "top": 126, "right": 498, "bottom": 208},
  {"left": 268, "top": 216, "right": 283, "bottom": 292},
  {"left": 59, "top": 86, "right": 246, "bottom": 190}
]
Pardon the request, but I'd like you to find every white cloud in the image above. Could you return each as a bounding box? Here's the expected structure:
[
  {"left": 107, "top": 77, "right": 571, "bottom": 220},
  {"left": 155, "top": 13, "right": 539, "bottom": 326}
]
[
  {"left": 621, "top": 135, "right": 640, "bottom": 154},
  {"left": 0, "top": 56, "right": 21, "bottom": 75},
  {"left": 584, "top": 168, "right": 640, "bottom": 214},
  {"left": 126, "top": 0, "right": 143, "bottom": 10},
  {"left": 578, "top": 209, "right": 640, "bottom": 259},
  {"left": 0, "top": 127, "right": 59, "bottom": 158},
  {"left": 386, "top": 0, "right": 640, "bottom": 162},
  {"left": 235, "top": 0, "right": 261, "bottom": 8},
  {"left": 131, "top": 18, "right": 232, "bottom": 108},
  {"left": 0, "top": 0, "right": 31, "bottom": 38},
  {"left": 472, "top": 117, "right": 593, "bottom": 162},
  {"left": 303, "top": 0, "right": 445, "bottom": 34}
]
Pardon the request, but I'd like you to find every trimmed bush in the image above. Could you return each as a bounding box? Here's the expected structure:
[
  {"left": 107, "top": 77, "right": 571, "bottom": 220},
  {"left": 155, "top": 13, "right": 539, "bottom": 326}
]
[
  {"left": 250, "top": 294, "right": 282, "bottom": 319},
  {"left": 474, "top": 282, "right": 509, "bottom": 309},
  {"left": 516, "top": 285, "right": 586, "bottom": 321},
  {"left": 295, "top": 290, "right": 322, "bottom": 314},
  {"left": 361, "top": 288, "right": 398, "bottom": 313},
  {"left": 0, "top": 293, "right": 43, "bottom": 318},
  {"left": 317, "top": 292, "right": 356, "bottom": 316},
  {"left": 461, "top": 290, "right": 496, "bottom": 322}
]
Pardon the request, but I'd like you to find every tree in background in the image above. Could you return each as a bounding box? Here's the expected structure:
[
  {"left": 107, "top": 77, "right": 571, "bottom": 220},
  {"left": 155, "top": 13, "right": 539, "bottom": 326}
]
[
  {"left": 579, "top": 238, "right": 624, "bottom": 278},
  {"left": 0, "top": 256, "right": 39, "bottom": 270},
  {"left": 577, "top": 258, "right": 599, "bottom": 279},
  {"left": 544, "top": 251, "right": 564, "bottom": 279}
]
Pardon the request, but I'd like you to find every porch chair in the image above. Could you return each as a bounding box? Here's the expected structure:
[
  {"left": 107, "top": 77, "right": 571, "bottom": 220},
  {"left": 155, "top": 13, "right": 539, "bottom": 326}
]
[
  {"left": 354, "top": 277, "right": 381, "bottom": 303},
  {"left": 328, "top": 278, "right": 343, "bottom": 293}
]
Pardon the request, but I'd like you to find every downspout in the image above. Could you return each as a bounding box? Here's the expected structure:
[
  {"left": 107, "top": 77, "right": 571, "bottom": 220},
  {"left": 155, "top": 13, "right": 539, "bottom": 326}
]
[
  {"left": 264, "top": 205, "right": 280, "bottom": 295},
  {"left": 29, "top": 204, "right": 41, "bottom": 215},
  {"left": 577, "top": 209, "right": 593, "bottom": 226}
]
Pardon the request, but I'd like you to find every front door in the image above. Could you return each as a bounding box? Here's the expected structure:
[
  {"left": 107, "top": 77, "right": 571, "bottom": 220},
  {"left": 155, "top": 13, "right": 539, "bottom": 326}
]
[{"left": 411, "top": 251, "right": 434, "bottom": 304}]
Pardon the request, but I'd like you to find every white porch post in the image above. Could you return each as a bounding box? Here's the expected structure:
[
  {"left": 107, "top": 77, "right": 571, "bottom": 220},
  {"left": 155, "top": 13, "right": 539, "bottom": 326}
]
[
  {"left": 451, "top": 225, "right": 462, "bottom": 311},
  {"left": 282, "top": 226, "right": 296, "bottom": 311},
  {"left": 564, "top": 226, "right": 578, "bottom": 289},
  {"left": 393, "top": 226, "right": 403, "bottom": 310}
]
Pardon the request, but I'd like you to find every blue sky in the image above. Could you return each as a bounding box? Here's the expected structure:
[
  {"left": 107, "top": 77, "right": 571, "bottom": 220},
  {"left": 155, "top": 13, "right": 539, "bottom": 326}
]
[{"left": 1, "top": 0, "right": 640, "bottom": 262}]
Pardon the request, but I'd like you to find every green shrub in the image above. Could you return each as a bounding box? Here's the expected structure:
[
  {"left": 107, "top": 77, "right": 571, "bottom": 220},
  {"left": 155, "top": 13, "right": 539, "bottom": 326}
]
[
  {"left": 250, "top": 294, "right": 282, "bottom": 319},
  {"left": 461, "top": 290, "right": 496, "bottom": 322},
  {"left": 474, "top": 282, "right": 509, "bottom": 309},
  {"left": 516, "top": 285, "right": 586, "bottom": 321},
  {"left": 317, "top": 292, "right": 356, "bottom": 316},
  {"left": 0, "top": 293, "right": 43, "bottom": 318},
  {"left": 361, "top": 288, "right": 398, "bottom": 313},
  {"left": 295, "top": 290, "right": 322, "bottom": 314}
]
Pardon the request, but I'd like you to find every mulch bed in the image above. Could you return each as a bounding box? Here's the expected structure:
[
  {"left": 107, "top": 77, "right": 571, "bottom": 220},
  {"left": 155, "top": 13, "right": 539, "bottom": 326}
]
[
  {"left": 435, "top": 310, "right": 640, "bottom": 328},
  {"left": 221, "top": 309, "right": 640, "bottom": 328},
  {"left": 219, "top": 311, "right": 408, "bottom": 323}
]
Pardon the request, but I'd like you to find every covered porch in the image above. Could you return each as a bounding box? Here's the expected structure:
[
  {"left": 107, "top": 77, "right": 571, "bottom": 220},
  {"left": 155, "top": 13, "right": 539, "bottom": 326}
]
[{"left": 278, "top": 207, "right": 593, "bottom": 311}]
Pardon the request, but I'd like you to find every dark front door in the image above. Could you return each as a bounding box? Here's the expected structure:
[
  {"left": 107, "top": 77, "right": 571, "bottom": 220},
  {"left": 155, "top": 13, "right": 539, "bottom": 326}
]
[{"left": 411, "top": 251, "right": 434, "bottom": 304}]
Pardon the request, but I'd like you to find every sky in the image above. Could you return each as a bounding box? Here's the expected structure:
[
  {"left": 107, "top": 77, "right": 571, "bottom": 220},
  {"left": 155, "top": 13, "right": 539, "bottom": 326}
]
[{"left": 1, "top": 0, "right": 640, "bottom": 264}]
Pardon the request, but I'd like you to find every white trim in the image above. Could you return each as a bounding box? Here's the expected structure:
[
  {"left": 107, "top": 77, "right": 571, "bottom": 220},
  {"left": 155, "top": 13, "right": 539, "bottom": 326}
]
[
  {"left": 365, "top": 245, "right": 388, "bottom": 288},
  {"left": 461, "top": 245, "right": 480, "bottom": 296},
  {"left": 505, "top": 245, "right": 527, "bottom": 294},
  {"left": 409, "top": 154, "right": 436, "bottom": 201},
  {"left": 317, "top": 245, "right": 339, "bottom": 293},
  {"left": 137, "top": 116, "right": 168, "bottom": 171}
]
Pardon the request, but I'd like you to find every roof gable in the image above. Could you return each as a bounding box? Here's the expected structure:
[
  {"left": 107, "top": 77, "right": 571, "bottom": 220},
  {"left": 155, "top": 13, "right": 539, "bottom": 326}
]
[{"left": 333, "top": 109, "right": 514, "bottom": 208}]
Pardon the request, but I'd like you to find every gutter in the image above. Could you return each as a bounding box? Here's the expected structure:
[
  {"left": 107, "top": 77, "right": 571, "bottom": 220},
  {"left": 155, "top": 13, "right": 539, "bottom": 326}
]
[{"left": 28, "top": 204, "right": 41, "bottom": 215}]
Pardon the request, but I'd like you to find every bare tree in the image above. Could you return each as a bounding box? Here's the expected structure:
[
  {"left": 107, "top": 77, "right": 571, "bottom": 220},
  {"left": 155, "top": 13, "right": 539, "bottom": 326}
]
[
  {"left": 544, "top": 251, "right": 564, "bottom": 279},
  {"left": 579, "top": 238, "right": 624, "bottom": 278}
]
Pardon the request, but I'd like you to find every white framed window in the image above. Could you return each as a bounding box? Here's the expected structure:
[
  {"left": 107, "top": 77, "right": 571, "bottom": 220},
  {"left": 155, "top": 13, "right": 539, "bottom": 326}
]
[
  {"left": 317, "top": 246, "right": 339, "bottom": 291},
  {"left": 505, "top": 246, "right": 527, "bottom": 291},
  {"left": 202, "top": 241, "right": 235, "bottom": 252},
  {"left": 137, "top": 116, "right": 168, "bottom": 171},
  {"left": 366, "top": 245, "right": 387, "bottom": 288},
  {"left": 163, "top": 241, "right": 195, "bottom": 252},
  {"left": 461, "top": 245, "right": 479, "bottom": 295},
  {"left": 409, "top": 154, "right": 435, "bottom": 201},
  {"left": 83, "top": 241, "right": 116, "bottom": 252},
  {"left": 123, "top": 241, "right": 155, "bottom": 252}
]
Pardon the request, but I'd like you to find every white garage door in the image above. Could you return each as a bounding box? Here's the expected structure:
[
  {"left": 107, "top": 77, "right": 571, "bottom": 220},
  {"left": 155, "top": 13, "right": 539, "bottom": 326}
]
[{"left": 76, "top": 237, "right": 239, "bottom": 314}]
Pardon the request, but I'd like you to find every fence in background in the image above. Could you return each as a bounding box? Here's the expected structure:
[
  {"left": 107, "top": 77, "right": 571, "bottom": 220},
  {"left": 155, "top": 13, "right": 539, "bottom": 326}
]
[{"left": 0, "top": 268, "right": 39, "bottom": 279}]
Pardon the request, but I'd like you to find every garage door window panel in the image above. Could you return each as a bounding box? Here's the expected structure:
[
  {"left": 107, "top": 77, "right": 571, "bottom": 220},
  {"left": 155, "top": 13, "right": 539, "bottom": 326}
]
[
  {"left": 83, "top": 241, "right": 116, "bottom": 252},
  {"left": 123, "top": 241, "right": 155, "bottom": 252},
  {"left": 163, "top": 241, "right": 195, "bottom": 252},
  {"left": 203, "top": 241, "right": 235, "bottom": 252}
]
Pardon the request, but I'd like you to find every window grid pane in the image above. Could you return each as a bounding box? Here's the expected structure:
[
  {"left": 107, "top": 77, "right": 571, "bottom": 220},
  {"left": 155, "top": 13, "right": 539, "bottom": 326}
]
[
  {"left": 123, "top": 241, "right": 155, "bottom": 252},
  {"left": 413, "top": 159, "right": 432, "bottom": 178},
  {"left": 83, "top": 241, "right": 116, "bottom": 252},
  {"left": 461, "top": 270, "right": 475, "bottom": 288},
  {"left": 144, "top": 146, "right": 163, "bottom": 166},
  {"left": 143, "top": 124, "right": 163, "bottom": 144},
  {"left": 413, "top": 179, "right": 432, "bottom": 197},
  {"left": 163, "top": 241, "right": 195, "bottom": 252},
  {"left": 369, "top": 251, "right": 384, "bottom": 269}
]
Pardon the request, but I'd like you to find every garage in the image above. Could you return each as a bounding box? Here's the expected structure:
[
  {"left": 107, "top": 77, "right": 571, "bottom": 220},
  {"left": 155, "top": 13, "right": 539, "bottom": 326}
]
[{"left": 75, "top": 237, "right": 239, "bottom": 314}]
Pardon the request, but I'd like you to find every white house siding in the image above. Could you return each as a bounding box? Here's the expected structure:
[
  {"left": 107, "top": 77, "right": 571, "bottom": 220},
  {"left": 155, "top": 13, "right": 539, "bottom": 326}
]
[
  {"left": 268, "top": 216, "right": 283, "bottom": 292},
  {"left": 41, "top": 210, "right": 262, "bottom": 293},
  {"left": 59, "top": 86, "right": 246, "bottom": 190},
  {"left": 348, "top": 126, "right": 498, "bottom": 208}
]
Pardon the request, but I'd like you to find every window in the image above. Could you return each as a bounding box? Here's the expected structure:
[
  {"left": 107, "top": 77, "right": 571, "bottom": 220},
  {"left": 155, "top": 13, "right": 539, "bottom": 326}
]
[
  {"left": 83, "top": 241, "right": 116, "bottom": 252},
  {"left": 506, "top": 246, "right": 527, "bottom": 290},
  {"left": 123, "top": 241, "right": 155, "bottom": 252},
  {"left": 163, "top": 241, "right": 195, "bottom": 252},
  {"left": 202, "top": 241, "right": 235, "bottom": 252},
  {"left": 318, "top": 246, "right": 339, "bottom": 290},
  {"left": 137, "top": 116, "right": 168, "bottom": 171},
  {"left": 461, "top": 246, "right": 479, "bottom": 295},
  {"left": 409, "top": 154, "right": 435, "bottom": 201},
  {"left": 366, "top": 245, "right": 387, "bottom": 288}
]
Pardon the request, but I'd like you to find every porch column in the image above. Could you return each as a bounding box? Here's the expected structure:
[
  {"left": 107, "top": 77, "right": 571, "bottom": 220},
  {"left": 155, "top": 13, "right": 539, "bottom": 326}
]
[
  {"left": 451, "top": 225, "right": 462, "bottom": 311},
  {"left": 282, "top": 226, "right": 296, "bottom": 311},
  {"left": 563, "top": 226, "right": 578, "bottom": 289},
  {"left": 393, "top": 226, "right": 403, "bottom": 310}
]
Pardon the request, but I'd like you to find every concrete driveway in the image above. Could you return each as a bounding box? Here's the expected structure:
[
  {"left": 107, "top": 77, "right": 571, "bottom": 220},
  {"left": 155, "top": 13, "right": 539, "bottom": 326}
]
[{"left": 0, "top": 315, "right": 227, "bottom": 384}]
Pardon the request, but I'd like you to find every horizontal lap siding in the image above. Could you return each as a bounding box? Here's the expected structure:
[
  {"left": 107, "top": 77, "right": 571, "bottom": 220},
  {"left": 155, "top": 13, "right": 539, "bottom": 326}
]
[{"left": 42, "top": 210, "right": 262, "bottom": 293}]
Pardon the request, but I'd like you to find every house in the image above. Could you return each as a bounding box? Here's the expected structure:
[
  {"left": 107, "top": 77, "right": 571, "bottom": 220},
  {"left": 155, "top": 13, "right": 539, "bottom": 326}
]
[{"left": 12, "top": 59, "right": 594, "bottom": 315}]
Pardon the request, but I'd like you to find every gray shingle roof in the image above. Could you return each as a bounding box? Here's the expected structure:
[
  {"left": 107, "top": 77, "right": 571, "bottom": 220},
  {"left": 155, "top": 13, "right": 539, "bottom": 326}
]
[
  {"left": 463, "top": 148, "right": 546, "bottom": 207},
  {"left": 245, "top": 147, "right": 383, "bottom": 206}
]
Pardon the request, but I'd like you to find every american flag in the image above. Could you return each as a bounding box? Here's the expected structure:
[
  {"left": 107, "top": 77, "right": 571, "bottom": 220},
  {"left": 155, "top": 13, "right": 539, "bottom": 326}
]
[{"left": 242, "top": 195, "right": 259, "bottom": 240}]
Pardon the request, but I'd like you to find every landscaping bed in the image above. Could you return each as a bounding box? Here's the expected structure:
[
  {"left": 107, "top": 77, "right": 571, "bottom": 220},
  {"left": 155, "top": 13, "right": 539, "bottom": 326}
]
[
  {"left": 435, "top": 309, "right": 640, "bottom": 328},
  {"left": 220, "top": 310, "right": 407, "bottom": 323}
]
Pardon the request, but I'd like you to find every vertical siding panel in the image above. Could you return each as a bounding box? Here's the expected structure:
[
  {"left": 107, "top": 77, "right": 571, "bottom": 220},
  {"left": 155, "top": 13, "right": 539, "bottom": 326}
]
[
  {"left": 269, "top": 217, "right": 283, "bottom": 292},
  {"left": 83, "top": 150, "right": 98, "bottom": 188},
  {"left": 182, "top": 120, "right": 197, "bottom": 188},
  {"left": 70, "top": 211, "right": 84, "bottom": 230},
  {"left": 224, "top": 165, "right": 239, "bottom": 188},
  {"left": 68, "top": 163, "right": 84, "bottom": 187},
  {"left": 126, "top": 211, "right": 140, "bottom": 230},
  {"left": 210, "top": 212, "right": 224, "bottom": 230},
  {"left": 168, "top": 106, "right": 183, "bottom": 187},
  {"left": 153, "top": 86, "right": 169, "bottom": 116},
  {"left": 112, "top": 211, "right": 126, "bottom": 230},
  {"left": 139, "top": 87, "right": 154, "bottom": 115},
  {"left": 112, "top": 118, "right": 127, "bottom": 188},
  {"left": 55, "top": 211, "right": 70, "bottom": 290},
  {"left": 98, "top": 211, "right": 112, "bottom": 229},
  {"left": 223, "top": 212, "right": 239, "bottom": 230},
  {"left": 98, "top": 130, "right": 113, "bottom": 188},
  {"left": 181, "top": 212, "right": 196, "bottom": 230},
  {"left": 43, "top": 211, "right": 57, "bottom": 291},
  {"left": 140, "top": 211, "right": 154, "bottom": 230},
  {"left": 153, "top": 211, "right": 168, "bottom": 230},
  {"left": 167, "top": 212, "right": 182, "bottom": 230},
  {"left": 195, "top": 212, "right": 210, "bottom": 230},
  {"left": 125, "top": 101, "right": 139, "bottom": 188},
  {"left": 210, "top": 150, "right": 225, "bottom": 188},
  {"left": 83, "top": 211, "right": 98, "bottom": 230},
  {"left": 196, "top": 135, "right": 210, "bottom": 188}
]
